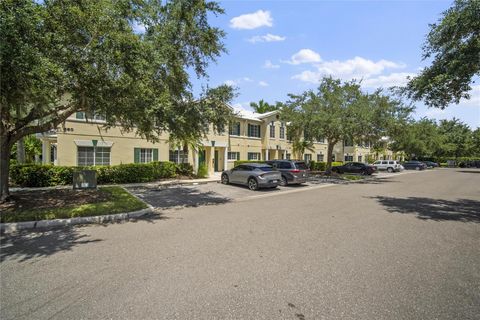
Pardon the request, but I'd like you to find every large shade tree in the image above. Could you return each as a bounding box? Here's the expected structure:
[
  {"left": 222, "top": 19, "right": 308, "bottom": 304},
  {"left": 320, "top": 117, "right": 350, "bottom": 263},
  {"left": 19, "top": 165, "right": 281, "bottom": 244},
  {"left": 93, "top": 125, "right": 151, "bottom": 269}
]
[
  {"left": 282, "top": 77, "right": 410, "bottom": 172},
  {"left": 0, "top": 0, "right": 234, "bottom": 201},
  {"left": 405, "top": 0, "right": 480, "bottom": 108}
]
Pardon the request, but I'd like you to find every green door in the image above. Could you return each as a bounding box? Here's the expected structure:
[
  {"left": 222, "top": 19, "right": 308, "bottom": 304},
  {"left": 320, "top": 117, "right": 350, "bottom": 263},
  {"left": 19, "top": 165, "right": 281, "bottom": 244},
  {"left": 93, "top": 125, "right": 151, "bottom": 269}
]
[
  {"left": 199, "top": 150, "right": 206, "bottom": 166},
  {"left": 214, "top": 150, "right": 219, "bottom": 172}
]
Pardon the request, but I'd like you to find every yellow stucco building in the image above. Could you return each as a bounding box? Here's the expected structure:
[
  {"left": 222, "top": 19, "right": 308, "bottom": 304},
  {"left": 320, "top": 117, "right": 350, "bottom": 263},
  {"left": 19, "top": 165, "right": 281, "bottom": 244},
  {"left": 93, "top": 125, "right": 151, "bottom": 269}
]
[{"left": 37, "top": 110, "right": 399, "bottom": 176}]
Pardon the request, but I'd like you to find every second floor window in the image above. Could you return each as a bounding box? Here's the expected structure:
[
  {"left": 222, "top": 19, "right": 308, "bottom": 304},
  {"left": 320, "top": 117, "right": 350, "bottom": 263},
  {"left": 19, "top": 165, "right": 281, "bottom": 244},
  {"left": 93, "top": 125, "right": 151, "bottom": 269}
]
[
  {"left": 247, "top": 124, "right": 261, "bottom": 138},
  {"left": 269, "top": 122, "right": 275, "bottom": 138},
  {"left": 317, "top": 154, "right": 324, "bottom": 162},
  {"left": 344, "top": 138, "right": 353, "bottom": 147},
  {"left": 229, "top": 122, "right": 240, "bottom": 136},
  {"left": 280, "top": 125, "right": 285, "bottom": 139},
  {"left": 317, "top": 137, "right": 325, "bottom": 143},
  {"left": 344, "top": 155, "right": 353, "bottom": 162}
]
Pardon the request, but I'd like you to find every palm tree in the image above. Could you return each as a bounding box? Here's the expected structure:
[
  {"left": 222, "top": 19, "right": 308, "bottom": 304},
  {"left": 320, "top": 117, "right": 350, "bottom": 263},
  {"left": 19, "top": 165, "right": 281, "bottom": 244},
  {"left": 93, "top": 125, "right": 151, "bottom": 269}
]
[
  {"left": 250, "top": 99, "right": 278, "bottom": 114},
  {"left": 292, "top": 139, "right": 315, "bottom": 159}
]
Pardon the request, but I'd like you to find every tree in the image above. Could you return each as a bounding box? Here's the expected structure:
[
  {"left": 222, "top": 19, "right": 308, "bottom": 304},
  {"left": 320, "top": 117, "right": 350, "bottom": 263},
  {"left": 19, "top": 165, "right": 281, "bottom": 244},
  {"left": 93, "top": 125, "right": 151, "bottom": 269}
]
[
  {"left": 10, "top": 135, "right": 42, "bottom": 163},
  {"left": 292, "top": 140, "right": 315, "bottom": 159},
  {"left": 249, "top": 99, "right": 279, "bottom": 114},
  {"left": 437, "top": 118, "right": 473, "bottom": 158},
  {"left": 405, "top": 0, "right": 480, "bottom": 108},
  {"left": 472, "top": 128, "right": 480, "bottom": 156},
  {"left": 282, "top": 77, "right": 407, "bottom": 172},
  {"left": 0, "top": 0, "right": 233, "bottom": 201}
]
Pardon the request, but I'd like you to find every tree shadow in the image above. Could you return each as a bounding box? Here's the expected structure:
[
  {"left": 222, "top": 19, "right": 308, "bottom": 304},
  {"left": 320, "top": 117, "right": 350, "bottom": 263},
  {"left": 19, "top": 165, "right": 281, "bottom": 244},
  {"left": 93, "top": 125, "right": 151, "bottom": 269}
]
[
  {"left": 127, "top": 186, "right": 231, "bottom": 209},
  {"left": 457, "top": 170, "right": 480, "bottom": 174},
  {"left": 0, "top": 227, "right": 103, "bottom": 263},
  {"left": 370, "top": 196, "right": 480, "bottom": 223}
]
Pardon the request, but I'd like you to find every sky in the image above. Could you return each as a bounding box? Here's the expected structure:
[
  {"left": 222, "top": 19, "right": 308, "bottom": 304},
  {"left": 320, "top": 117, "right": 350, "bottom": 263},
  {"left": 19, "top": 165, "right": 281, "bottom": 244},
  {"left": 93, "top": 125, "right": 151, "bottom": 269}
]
[{"left": 189, "top": 0, "right": 479, "bottom": 129}]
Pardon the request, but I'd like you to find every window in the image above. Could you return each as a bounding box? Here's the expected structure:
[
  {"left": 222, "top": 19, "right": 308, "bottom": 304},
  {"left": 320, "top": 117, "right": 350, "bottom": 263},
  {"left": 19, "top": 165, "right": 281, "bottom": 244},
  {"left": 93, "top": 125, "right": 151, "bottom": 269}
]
[
  {"left": 280, "top": 124, "right": 285, "bottom": 139},
  {"left": 304, "top": 154, "right": 312, "bottom": 162},
  {"left": 247, "top": 124, "right": 261, "bottom": 138},
  {"left": 228, "top": 152, "right": 240, "bottom": 160},
  {"left": 279, "top": 161, "right": 293, "bottom": 169},
  {"left": 139, "top": 149, "right": 153, "bottom": 163},
  {"left": 344, "top": 155, "right": 353, "bottom": 162},
  {"left": 344, "top": 138, "right": 353, "bottom": 147},
  {"left": 229, "top": 122, "right": 240, "bottom": 136},
  {"left": 286, "top": 153, "right": 291, "bottom": 160},
  {"left": 169, "top": 149, "right": 188, "bottom": 164},
  {"left": 317, "top": 154, "right": 324, "bottom": 162},
  {"left": 247, "top": 152, "right": 261, "bottom": 160},
  {"left": 358, "top": 155, "right": 362, "bottom": 162},
  {"left": 75, "top": 111, "right": 105, "bottom": 121},
  {"left": 269, "top": 122, "right": 275, "bottom": 138},
  {"left": 317, "top": 137, "right": 325, "bottom": 143},
  {"left": 77, "top": 146, "right": 110, "bottom": 166}
]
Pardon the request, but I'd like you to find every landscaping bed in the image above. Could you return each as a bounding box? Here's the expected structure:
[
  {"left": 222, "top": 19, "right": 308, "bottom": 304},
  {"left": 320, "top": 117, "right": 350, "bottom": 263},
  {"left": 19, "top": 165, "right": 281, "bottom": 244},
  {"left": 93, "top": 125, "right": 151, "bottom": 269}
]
[{"left": 0, "top": 186, "right": 147, "bottom": 223}]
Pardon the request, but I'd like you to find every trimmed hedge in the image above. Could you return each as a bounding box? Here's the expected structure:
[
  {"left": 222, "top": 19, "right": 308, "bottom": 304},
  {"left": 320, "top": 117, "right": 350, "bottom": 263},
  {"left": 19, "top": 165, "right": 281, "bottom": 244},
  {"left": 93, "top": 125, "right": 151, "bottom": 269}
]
[
  {"left": 175, "top": 163, "right": 194, "bottom": 176},
  {"left": 10, "top": 162, "right": 177, "bottom": 187}
]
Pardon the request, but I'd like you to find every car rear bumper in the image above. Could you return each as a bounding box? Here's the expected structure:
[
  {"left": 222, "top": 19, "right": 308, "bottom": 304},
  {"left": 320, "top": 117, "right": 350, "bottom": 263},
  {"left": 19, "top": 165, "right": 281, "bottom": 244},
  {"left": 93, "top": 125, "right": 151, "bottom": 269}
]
[{"left": 258, "top": 180, "right": 280, "bottom": 188}]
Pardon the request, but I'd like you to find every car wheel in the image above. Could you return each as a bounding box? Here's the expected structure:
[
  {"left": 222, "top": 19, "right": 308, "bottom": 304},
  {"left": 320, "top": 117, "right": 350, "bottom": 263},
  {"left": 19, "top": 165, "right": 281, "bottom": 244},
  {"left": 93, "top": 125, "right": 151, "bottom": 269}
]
[
  {"left": 387, "top": 167, "right": 393, "bottom": 173},
  {"left": 248, "top": 178, "right": 258, "bottom": 191},
  {"left": 221, "top": 174, "right": 229, "bottom": 185},
  {"left": 415, "top": 166, "right": 420, "bottom": 171},
  {"left": 280, "top": 176, "right": 288, "bottom": 186}
]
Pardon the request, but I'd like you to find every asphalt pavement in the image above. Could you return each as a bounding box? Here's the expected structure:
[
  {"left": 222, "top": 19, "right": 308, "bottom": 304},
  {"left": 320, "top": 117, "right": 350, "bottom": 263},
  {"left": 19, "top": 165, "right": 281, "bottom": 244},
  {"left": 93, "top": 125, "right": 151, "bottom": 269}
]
[{"left": 1, "top": 168, "right": 479, "bottom": 319}]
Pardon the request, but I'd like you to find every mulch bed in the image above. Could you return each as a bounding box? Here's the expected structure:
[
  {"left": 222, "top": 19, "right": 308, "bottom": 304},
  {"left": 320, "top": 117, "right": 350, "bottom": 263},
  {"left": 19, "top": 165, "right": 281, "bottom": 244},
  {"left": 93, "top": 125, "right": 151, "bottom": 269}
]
[{"left": 0, "top": 189, "right": 110, "bottom": 214}]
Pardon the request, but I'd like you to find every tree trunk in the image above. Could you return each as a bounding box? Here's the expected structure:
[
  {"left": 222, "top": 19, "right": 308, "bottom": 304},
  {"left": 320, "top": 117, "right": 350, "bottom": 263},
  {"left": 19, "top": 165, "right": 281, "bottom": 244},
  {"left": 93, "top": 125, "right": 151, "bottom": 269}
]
[
  {"left": 16, "top": 137, "right": 25, "bottom": 164},
  {"left": 0, "top": 135, "right": 12, "bottom": 202},
  {"left": 325, "top": 141, "right": 336, "bottom": 175}
]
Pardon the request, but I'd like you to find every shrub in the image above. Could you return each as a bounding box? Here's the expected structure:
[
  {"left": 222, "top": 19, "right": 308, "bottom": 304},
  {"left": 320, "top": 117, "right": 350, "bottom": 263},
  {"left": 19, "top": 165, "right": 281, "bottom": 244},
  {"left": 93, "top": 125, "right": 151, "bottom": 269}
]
[
  {"left": 10, "top": 161, "right": 177, "bottom": 187},
  {"left": 176, "top": 163, "right": 194, "bottom": 176},
  {"left": 197, "top": 163, "right": 208, "bottom": 178},
  {"left": 309, "top": 161, "right": 326, "bottom": 171}
]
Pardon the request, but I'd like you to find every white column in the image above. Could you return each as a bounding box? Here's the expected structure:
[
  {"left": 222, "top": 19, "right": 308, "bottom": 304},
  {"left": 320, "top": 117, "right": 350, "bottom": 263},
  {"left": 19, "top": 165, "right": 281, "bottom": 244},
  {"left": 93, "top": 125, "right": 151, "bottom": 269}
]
[
  {"left": 223, "top": 147, "right": 228, "bottom": 171},
  {"left": 193, "top": 149, "right": 199, "bottom": 173},
  {"left": 284, "top": 150, "right": 287, "bottom": 159},
  {"left": 42, "top": 140, "right": 49, "bottom": 164},
  {"left": 265, "top": 149, "right": 269, "bottom": 161}
]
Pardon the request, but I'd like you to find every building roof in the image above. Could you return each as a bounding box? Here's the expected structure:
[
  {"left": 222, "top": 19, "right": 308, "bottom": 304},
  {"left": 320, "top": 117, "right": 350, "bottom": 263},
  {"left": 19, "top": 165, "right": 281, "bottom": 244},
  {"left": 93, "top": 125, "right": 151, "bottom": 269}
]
[{"left": 232, "top": 108, "right": 280, "bottom": 122}]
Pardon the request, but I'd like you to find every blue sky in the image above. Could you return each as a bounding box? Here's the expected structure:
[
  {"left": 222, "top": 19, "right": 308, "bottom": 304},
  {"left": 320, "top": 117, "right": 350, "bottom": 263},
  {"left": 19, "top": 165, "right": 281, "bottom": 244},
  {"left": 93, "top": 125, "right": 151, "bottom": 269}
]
[{"left": 191, "top": 0, "right": 479, "bottom": 129}]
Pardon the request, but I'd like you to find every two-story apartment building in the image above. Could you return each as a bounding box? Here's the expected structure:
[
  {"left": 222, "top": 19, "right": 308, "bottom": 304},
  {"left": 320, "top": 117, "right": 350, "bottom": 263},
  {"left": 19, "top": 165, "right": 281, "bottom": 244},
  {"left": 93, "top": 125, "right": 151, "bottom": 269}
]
[{"left": 37, "top": 109, "right": 398, "bottom": 176}]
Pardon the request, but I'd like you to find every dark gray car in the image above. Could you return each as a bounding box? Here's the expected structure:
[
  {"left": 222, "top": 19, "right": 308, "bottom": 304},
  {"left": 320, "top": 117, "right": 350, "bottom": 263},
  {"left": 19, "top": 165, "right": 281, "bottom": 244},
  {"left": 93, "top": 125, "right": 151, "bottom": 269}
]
[
  {"left": 221, "top": 163, "right": 282, "bottom": 190},
  {"left": 265, "top": 160, "right": 310, "bottom": 186}
]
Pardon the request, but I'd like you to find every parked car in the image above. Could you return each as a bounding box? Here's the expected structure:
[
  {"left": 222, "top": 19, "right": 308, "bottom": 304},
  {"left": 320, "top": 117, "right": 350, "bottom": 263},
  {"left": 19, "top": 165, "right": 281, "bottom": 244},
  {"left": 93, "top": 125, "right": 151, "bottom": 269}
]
[
  {"left": 221, "top": 163, "right": 281, "bottom": 190},
  {"left": 372, "top": 160, "right": 403, "bottom": 173},
  {"left": 422, "top": 161, "right": 439, "bottom": 168},
  {"left": 402, "top": 161, "right": 427, "bottom": 170},
  {"left": 265, "top": 160, "right": 310, "bottom": 186},
  {"left": 331, "top": 162, "right": 376, "bottom": 175}
]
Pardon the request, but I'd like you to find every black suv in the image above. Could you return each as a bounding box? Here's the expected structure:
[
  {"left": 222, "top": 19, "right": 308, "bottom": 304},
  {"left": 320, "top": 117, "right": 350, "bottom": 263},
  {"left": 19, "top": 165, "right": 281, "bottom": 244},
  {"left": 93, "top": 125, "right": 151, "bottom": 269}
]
[{"left": 265, "top": 160, "right": 310, "bottom": 186}]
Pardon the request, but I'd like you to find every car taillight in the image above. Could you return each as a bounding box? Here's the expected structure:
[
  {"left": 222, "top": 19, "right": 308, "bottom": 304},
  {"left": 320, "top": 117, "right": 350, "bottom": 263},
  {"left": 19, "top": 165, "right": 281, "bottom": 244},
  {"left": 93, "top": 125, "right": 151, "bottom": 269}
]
[{"left": 290, "top": 169, "right": 300, "bottom": 173}]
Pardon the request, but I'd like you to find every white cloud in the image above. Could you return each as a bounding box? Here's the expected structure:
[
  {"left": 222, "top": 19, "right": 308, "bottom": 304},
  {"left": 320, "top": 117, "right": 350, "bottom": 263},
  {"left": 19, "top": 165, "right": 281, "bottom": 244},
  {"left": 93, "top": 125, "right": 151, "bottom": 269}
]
[
  {"left": 132, "top": 21, "right": 146, "bottom": 34},
  {"left": 242, "top": 77, "right": 253, "bottom": 82},
  {"left": 458, "top": 84, "right": 480, "bottom": 107},
  {"left": 258, "top": 81, "right": 269, "bottom": 87},
  {"left": 362, "top": 72, "right": 416, "bottom": 88},
  {"left": 230, "top": 10, "right": 273, "bottom": 30},
  {"left": 263, "top": 60, "right": 280, "bottom": 69},
  {"left": 291, "top": 55, "right": 407, "bottom": 85},
  {"left": 248, "top": 33, "right": 286, "bottom": 43},
  {"left": 224, "top": 80, "right": 237, "bottom": 86},
  {"left": 284, "top": 49, "right": 321, "bottom": 65}
]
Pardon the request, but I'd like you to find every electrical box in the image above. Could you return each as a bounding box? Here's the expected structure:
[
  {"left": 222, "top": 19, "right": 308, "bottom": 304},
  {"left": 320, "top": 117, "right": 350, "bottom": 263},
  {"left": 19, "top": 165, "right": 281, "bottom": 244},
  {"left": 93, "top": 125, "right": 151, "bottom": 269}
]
[{"left": 73, "top": 170, "right": 97, "bottom": 189}]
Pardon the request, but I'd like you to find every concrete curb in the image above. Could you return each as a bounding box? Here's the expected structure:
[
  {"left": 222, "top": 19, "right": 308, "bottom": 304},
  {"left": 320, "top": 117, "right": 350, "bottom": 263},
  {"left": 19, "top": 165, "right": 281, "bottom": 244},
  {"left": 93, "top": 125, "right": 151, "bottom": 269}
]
[{"left": 0, "top": 207, "right": 153, "bottom": 234}]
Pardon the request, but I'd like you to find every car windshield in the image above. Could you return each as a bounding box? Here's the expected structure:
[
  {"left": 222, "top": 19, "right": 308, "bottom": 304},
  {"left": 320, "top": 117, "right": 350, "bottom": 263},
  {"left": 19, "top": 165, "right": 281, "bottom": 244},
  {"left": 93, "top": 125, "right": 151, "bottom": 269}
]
[
  {"left": 294, "top": 162, "right": 308, "bottom": 170},
  {"left": 255, "top": 166, "right": 275, "bottom": 172}
]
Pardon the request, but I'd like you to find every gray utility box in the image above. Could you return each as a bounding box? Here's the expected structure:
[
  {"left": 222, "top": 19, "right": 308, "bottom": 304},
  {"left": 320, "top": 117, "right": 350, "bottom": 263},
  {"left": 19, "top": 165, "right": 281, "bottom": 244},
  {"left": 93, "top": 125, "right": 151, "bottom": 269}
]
[{"left": 73, "top": 170, "right": 97, "bottom": 189}]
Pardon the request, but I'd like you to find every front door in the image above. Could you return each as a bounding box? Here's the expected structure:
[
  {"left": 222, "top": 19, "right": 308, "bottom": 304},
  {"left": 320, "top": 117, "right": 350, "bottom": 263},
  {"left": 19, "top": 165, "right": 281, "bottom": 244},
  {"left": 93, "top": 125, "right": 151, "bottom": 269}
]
[
  {"left": 199, "top": 150, "right": 206, "bottom": 166},
  {"left": 214, "top": 150, "right": 219, "bottom": 172}
]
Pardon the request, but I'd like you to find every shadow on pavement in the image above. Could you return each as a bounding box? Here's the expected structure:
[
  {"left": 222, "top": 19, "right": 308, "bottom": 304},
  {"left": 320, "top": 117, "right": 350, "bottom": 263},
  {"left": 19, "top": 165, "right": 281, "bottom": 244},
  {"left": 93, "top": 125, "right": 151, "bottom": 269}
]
[
  {"left": 370, "top": 196, "right": 480, "bottom": 223},
  {"left": 0, "top": 227, "right": 103, "bottom": 263},
  {"left": 128, "top": 186, "right": 231, "bottom": 209},
  {"left": 457, "top": 170, "right": 480, "bottom": 174}
]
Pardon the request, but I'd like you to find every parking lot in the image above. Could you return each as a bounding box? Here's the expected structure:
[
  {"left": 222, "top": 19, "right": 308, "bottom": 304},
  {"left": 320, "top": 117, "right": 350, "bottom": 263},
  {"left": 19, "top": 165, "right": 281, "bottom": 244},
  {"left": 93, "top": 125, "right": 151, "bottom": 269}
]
[{"left": 127, "top": 170, "right": 421, "bottom": 210}]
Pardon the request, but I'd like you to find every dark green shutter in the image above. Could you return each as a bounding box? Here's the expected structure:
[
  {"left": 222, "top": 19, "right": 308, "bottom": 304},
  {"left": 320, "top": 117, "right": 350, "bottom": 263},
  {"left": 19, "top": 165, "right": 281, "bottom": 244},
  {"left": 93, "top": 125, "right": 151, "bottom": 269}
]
[
  {"left": 152, "top": 148, "right": 158, "bottom": 161},
  {"left": 134, "top": 148, "right": 140, "bottom": 163}
]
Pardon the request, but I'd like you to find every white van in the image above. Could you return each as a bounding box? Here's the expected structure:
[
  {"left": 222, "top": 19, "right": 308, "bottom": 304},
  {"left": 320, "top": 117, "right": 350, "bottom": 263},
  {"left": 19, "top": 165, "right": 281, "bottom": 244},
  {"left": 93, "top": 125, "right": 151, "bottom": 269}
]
[{"left": 373, "top": 160, "right": 403, "bottom": 173}]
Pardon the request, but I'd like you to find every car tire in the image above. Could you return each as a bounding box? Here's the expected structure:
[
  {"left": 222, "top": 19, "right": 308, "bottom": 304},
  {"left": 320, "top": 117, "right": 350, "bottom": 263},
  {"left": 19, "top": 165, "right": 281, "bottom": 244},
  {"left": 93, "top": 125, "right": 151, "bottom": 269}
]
[
  {"left": 248, "top": 178, "right": 258, "bottom": 191},
  {"left": 280, "top": 176, "right": 288, "bottom": 186},
  {"left": 387, "top": 167, "right": 394, "bottom": 173},
  {"left": 221, "top": 174, "right": 229, "bottom": 185}
]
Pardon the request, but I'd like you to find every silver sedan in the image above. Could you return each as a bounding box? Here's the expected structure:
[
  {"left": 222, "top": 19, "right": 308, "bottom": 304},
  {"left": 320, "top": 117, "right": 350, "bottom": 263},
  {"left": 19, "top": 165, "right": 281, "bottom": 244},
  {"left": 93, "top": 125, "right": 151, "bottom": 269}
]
[{"left": 221, "top": 163, "right": 282, "bottom": 190}]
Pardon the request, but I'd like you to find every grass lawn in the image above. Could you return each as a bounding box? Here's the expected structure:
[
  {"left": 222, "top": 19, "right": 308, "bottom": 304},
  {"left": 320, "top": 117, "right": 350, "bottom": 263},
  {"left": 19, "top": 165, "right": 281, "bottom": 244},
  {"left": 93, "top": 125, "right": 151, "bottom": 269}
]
[
  {"left": 0, "top": 186, "right": 148, "bottom": 223},
  {"left": 342, "top": 175, "right": 365, "bottom": 181}
]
